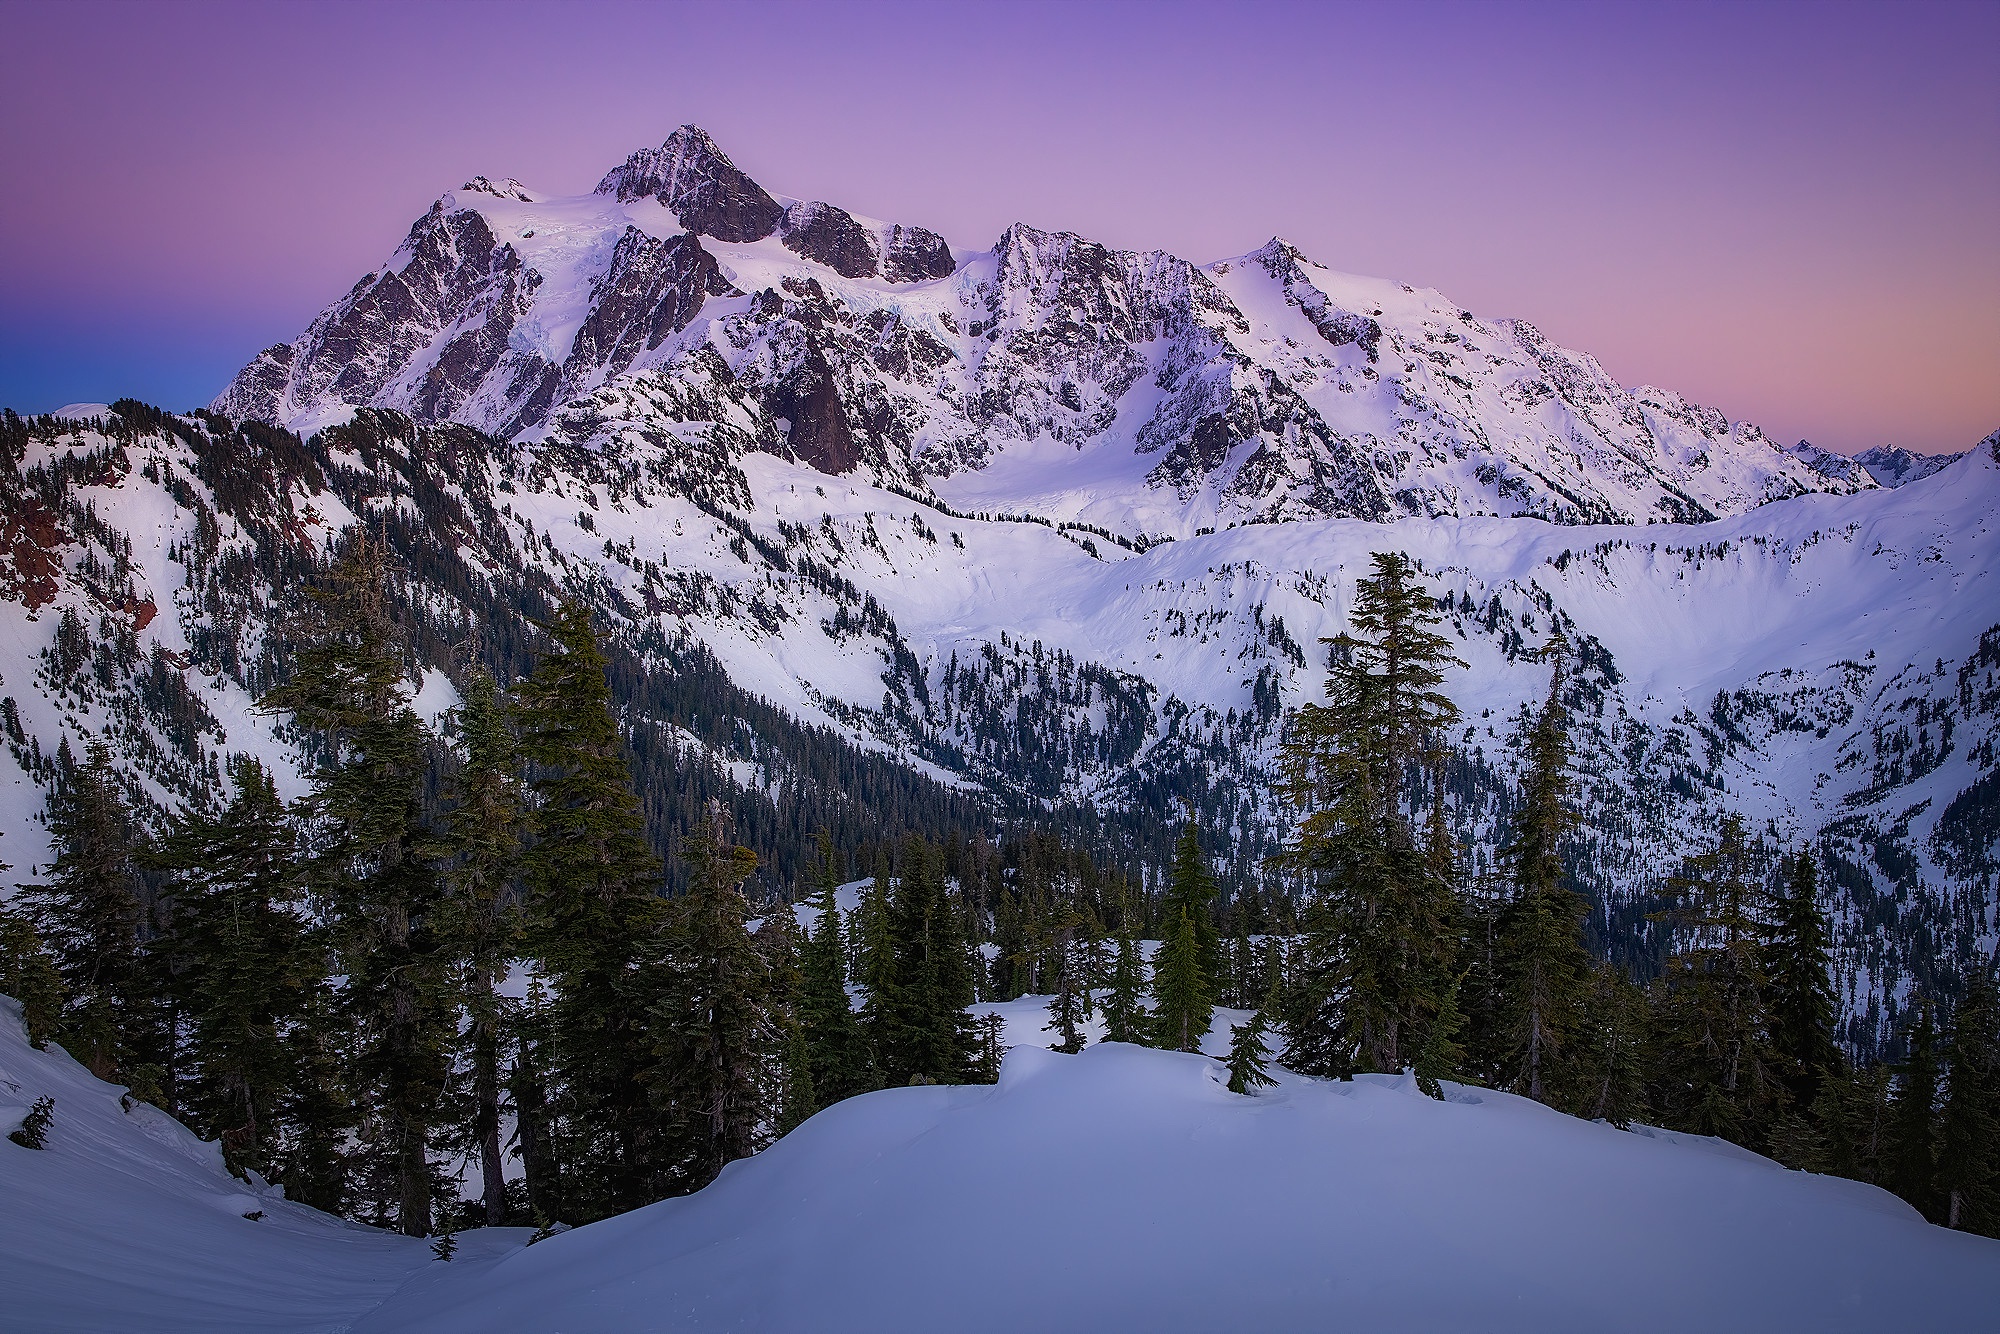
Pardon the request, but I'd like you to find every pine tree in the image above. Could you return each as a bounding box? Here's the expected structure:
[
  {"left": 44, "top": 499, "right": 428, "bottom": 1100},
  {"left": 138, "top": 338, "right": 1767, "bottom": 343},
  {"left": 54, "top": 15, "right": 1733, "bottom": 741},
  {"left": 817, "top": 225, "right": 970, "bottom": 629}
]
[
  {"left": 972, "top": 1012, "right": 1007, "bottom": 1083},
  {"left": 1888, "top": 1000, "right": 1942, "bottom": 1221},
  {"left": 644, "top": 804, "right": 779, "bottom": 1192},
  {"left": 23, "top": 741, "right": 155, "bottom": 1088},
  {"left": 1809, "top": 1061, "right": 1893, "bottom": 1187},
  {"left": 153, "top": 756, "right": 317, "bottom": 1180},
  {"left": 0, "top": 901, "right": 64, "bottom": 1050},
  {"left": 514, "top": 598, "right": 665, "bottom": 1219},
  {"left": 870, "top": 837, "right": 976, "bottom": 1084},
  {"left": 1648, "top": 814, "right": 1781, "bottom": 1145},
  {"left": 1765, "top": 850, "right": 1841, "bottom": 1111},
  {"left": 1414, "top": 970, "right": 1468, "bottom": 1100},
  {"left": 756, "top": 898, "right": 816, "bottom": 1135},
  {"left": 260, "top": 534, "right": 452, "bottom": 1235},
  {"left": 1151, "top": 910, "right": 1214, "bottom": 1054},
  {"left": 1938, "top": 957, "right": 2000, "bottom": 1236},
  {"left": 796, "top": 832, "right": 874, "bottom": 1104},
  {"left": 1161, "top": 819, "right": 1222, "bottom": 991},
  {"left": 1492, "top": 639, "right": 1591, "bottom": 1108},
  {"left": 438, "top": 669, "right": 526, "bottom": 1226},
  {"left": 1043, "top": 905, "right": 1091, "bottom": 1054},
  {"left": 1278, "top": 552, "right": 1464, "bottom": 1075}
]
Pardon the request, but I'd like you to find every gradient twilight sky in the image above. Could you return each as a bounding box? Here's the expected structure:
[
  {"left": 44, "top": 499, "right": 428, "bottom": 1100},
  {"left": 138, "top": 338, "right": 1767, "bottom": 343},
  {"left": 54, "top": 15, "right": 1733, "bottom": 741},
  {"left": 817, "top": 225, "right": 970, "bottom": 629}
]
[{"left": 1, "top": 0, "right": 1993, "bottom": 454}]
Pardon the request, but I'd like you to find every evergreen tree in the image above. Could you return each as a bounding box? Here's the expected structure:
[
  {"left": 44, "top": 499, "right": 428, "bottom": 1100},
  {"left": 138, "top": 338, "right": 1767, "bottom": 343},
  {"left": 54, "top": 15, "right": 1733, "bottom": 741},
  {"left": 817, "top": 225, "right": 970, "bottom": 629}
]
[
  {"left": 1043, "top": 905, "right": 1091, "bottom": 1054},
  {"left": 1151, "top": 910, "right": 1214, "bottom": 1054},
  {"left": 153, "top": 757, "right": 317, "bottom": 1180},
  {"left": 755, "top": 898, "right": 816, "bottom": 1135},
  {"left": 0, "top": 901, "right": 63, "bottom": 1050},
  {"left": 870, "top": 837, "right": 976, "bottom": 1084},
  {"left": 1225, "top": 981, "right": 1277, "bottom": 1094},
  {"left": 24, "top": 741, "right": 155, "bottom": 1088},
  {"left": 1414, "top": 970, "right": 1468, "bottom": 1100},
  {"left": 1278, "top": 552, "right": 1464, "bottom": 1075},
  {"left": 1493, "top": 639, "right": 1591, "bottom": 1108},
  {"left": 1888, "top": 1000, "right": 1942, "bottom": 1222},
  {"left": 1648, "top": 814, "right": 1781, "bottom": 1145},
  {"left": 514, "top": 598, "right": 665, "bottom": 1219},
  {"left": 644, "top": 804, "right": 779, "bottom": 1192},
  {"left": 1765, "top": 850, "right": 1841, "bottom": 1111},
  {"left": 1576, "top": 962, "right": 1650, "bottom": 1128},
  {"left": 261, "top": 534, "right": 452, "bottom": 1235},
  {"left": 438, "top": 669, "right": 526, "bottom": 1226},
  {"left": 1809, "top": 1061, "right": 1893, "bottom": 1187},
  {"left": 972, "top": 1012, "right": 1006, "bottom": 1083},
  {"left": 796, "top": 832, "right": 874, "bottom": 1104},
  {"left": 1161, "top": 819, "right": 1222, "bottom": 990},
  {"left": 1938, "top": 957, "right": 2000, "bottom": 1235},
  {"left": 1100, "top": 921, "right": 1147, "bottom": 1045}
]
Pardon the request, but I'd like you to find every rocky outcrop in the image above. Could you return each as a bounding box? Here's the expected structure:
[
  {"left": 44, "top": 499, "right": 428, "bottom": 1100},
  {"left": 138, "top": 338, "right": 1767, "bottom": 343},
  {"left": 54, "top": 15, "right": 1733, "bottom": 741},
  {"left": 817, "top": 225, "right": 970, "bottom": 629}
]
[
  {"left": 565, "top": 228, "right": 738, "bottom": 385},
  {"left": 596, "top": 125, "right": 783, "bottom": 242}
]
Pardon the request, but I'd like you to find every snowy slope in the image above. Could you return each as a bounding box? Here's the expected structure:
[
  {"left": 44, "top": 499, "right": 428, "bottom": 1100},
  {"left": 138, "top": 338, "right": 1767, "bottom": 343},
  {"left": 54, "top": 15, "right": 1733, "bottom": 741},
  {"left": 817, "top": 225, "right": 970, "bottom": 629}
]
[
  {"left": 216, "top": 126, "right": 1874, "bottom": 535},
  {"left": 351, "top": 1043, "right": 2000, "bottom": 1334},
  {"left": 0, "top": 998, "right": 436, "bottom": 1333}
]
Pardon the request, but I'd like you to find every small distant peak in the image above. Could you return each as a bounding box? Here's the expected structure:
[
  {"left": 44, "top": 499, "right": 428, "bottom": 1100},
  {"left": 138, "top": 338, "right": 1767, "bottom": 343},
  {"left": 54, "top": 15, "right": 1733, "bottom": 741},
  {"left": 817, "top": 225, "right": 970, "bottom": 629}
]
[{"left": 459, "top": 176, "right": 534, "bottom": 202}]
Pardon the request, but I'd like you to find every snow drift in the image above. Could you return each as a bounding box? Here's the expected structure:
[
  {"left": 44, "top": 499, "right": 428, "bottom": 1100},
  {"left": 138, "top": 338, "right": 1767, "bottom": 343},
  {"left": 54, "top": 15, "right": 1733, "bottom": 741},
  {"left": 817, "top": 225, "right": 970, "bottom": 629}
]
[{"left": 356, "top": 1043, "right": 2000, "bottom": 1334}]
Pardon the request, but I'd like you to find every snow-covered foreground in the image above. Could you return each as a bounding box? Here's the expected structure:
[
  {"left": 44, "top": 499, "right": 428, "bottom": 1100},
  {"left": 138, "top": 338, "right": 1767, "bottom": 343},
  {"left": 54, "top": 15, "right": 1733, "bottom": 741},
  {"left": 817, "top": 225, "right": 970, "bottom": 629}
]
[{"left": 6, "top": 997, "right": 1996, "bottom": 1333}]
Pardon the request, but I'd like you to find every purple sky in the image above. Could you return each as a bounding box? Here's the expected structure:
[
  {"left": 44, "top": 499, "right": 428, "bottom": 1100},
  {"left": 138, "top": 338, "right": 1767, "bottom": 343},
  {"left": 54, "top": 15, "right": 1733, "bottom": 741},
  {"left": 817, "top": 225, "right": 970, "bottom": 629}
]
[{"left": 2, "top": 0, "right": 1993, "bottom": 454}]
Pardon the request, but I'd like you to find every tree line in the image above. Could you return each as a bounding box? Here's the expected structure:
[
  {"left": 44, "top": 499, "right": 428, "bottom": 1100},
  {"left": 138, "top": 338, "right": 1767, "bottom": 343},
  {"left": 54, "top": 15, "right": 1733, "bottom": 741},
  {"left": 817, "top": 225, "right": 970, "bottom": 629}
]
[{"left": 1, "top": 544, "right": 1994, "bottom": 1241}]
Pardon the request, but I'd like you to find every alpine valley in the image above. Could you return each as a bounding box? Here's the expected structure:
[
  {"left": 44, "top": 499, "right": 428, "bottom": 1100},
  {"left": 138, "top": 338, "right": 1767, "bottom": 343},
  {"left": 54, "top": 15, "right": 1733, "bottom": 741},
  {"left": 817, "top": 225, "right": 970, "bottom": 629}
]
[{"left": 5, "top": 124, "right": 1996, "bottom": 1045}]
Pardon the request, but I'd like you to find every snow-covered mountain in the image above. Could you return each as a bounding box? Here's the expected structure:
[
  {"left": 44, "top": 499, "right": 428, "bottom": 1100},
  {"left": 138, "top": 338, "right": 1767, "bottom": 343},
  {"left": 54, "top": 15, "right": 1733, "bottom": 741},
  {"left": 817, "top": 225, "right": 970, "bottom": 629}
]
[
  {"left": 1855, "top": 444, "right": 1965, "bottom": 488},
  {"left": 5, "top": 994, "right": 1995, "bottom": 1333},
  {"left": 217, "top": 125, "right": 1874, "bottom": 537}
]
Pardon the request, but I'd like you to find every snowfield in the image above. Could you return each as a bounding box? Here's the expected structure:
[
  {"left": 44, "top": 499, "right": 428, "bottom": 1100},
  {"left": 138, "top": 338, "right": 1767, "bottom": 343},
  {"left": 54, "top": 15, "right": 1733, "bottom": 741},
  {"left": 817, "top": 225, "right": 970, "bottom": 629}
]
[{"left": 5, "top": 997, "right": 1996, "bottom": 1333}]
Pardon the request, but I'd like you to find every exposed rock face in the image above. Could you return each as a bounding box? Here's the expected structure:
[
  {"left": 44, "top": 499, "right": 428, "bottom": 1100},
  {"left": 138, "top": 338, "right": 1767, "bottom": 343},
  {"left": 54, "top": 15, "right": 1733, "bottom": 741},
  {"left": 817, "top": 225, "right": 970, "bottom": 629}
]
[
  {"left": 882, "top": 224, "right": 954, "bottom": 283},
  {"left": 567, "top": 229, "right": 738, "bottom": 384},
  {"left": 780, "top": 201, "right": 879, "bottom": 278},
  {"left": 596, "top": 124, "right": 783, "bottom": 242}
]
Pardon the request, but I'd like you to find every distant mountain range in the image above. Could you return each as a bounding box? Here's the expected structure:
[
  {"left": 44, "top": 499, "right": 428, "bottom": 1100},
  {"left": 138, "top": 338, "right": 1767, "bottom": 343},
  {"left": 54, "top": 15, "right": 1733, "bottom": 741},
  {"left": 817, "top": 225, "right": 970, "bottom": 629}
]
[{"left": 4, "top": 127, "right": 1993, "bottom": 1040}]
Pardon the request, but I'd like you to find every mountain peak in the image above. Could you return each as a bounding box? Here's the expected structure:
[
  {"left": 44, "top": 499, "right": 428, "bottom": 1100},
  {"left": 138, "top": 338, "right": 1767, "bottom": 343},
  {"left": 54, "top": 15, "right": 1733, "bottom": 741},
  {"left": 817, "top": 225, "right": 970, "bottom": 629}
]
[{"left": 595, "top": 124, "right": 782, "bottom": 243}]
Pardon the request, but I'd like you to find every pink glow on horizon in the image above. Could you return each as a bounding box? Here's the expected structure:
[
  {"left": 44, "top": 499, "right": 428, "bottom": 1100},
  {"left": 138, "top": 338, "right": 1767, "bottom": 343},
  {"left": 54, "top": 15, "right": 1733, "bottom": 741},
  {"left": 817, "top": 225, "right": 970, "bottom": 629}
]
[{"left": 0, "top": 0, "right": 1993, "bottom": 454}]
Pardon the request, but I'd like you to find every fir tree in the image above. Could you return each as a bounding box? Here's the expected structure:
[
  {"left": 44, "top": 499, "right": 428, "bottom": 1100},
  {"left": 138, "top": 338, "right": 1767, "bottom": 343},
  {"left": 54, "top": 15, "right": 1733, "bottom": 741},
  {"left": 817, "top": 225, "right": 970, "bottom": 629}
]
[
  {"left": 1161, "top": 819, "right": 1222, "bottom": 990},
  {"left": 1648, "top": 814, "right": 1781, "bottom": 1145},
  {"left": 1765, "top": 850, "right": 1841, "bottom": 1111},
  {"left": 1225, "top": 982, "right": 1277, "bottom": 1094},
  {"left": 1151, "top": 910, "right": 1214, "bottom": 1054},
  {"left": 1938, "top": 957, "right": 2000, "bottom": 1235},
  {"left": 1100, "top": 921, "right": 1147, "bottom": 1045},
  {"left": 0, "top": 901, "right": 64, "bottom": 1050},
  {"left": 644, "top": 804, "right": 779, "bottom": 1192},
  {"left": 1577, "top": 962, "right": 1649, "bottom": 1128},
  {"left": 972, "top": 1012, "right": 1006, "bottom": 1083},
  {"left": 1493, "top": 639, "right": 1591, "bottom": 1109},
  {"left": 153, "top": 756, "right": 317, "bottom": 1180},
  {"left": 514, "top": 598, "right": 665, "bottom": 1219},
  {"left": 1043, "top": 905, "right": 1091, "bottom": 1054},
  {"left": 438, "top": 669, "right": 526, "bottom": 1226},
  {"left": 1888, "top": 1000, "right": 1942, "bottom": 1222},
  {"left": 260, "top": 534, "right": 451, "bottom": 1235},
  {"left": 1278, "top": 552, "right": 1464, "bottom": 1075},
  {"left": 24, "top": 741, "right": 155, "bottom": 1087},
  {"left": 1414, "top": 970, "right": 1468, "bottom": 1100},
  {"left": 757, "top": 899, "right": 816, "bottom": 1136},
  {"left": 870, "top": 837, "right": 976, "bottom": 1084},
  {"left": 796, "top": 832, "right": 874, "bottom": 1104}
]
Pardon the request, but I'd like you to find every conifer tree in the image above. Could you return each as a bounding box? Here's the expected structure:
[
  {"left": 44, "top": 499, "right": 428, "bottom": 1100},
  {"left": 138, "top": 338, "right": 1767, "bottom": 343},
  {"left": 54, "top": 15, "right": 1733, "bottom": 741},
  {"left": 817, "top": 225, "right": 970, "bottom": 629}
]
[
  {"left": 0, "top": 901, "right": 64, "bottom": 1050},
  {"left": 796, "top": 833, "right": 874, "bottom": 1104},
  {"left": 1225, "top": 980, "right": 1278, "bottom": 1094},
  {"left": 1414, "top": 970, "right": 1468, "bottom": 1100},
  {"left": 1576, "top": 962, "right": 1649, "bottom": 1128},
  {"left": 1278, "top": 552, "right": 1464, "bottom": 1075},
  {"left": 261, "top": 535, "right": 451, "bottom": 1236},
  {"left": 1161, "top": 820, "right": 1222, "bottom": 989},
  {"left": 644, "top": 804, "right": 778, "bottom": 1192},
  {"left": 1494, "top": 639, "right": 1591, "bottom": 1108},
  {"left": 1938, "top": 957, "right": 2000, "bottom": 1235},
  {"left": 1648, "top": 814, "right": 1781, "bottom": 1144},
  {"left": 24, "top": 741, "right": 155, "bottom": 1087},
  {"left": 1809, "top": 1061, "right": 1893, "bottom": 1187},
  {"left": 513, "top": 598, "right": 665, "bottom": 1218},
  {"left": 1151, "top": 910, "right": 1214, "bottom": 1053},
  {"left": 1765, "top": 850, "right": 1841, "bottom": 1110},
  {"left": 1888, "top": 1000, "right": 1942, "bottom": 1222},
  {"left": 1100, "top": 920, "right": 1147, "bottom": 1045},
  {"left": 438, "top": 669, "right": 525, "bottom": 1226},
  {"left": 869, "top": 837, "right": 976, "bottom": 1083},
  {"left": 1044, "top": 905, "right": 1091, "bottom": 1054},
  {"left": 756, "top": 898, "right": 816, "bottom": 1135},
  {"left": 972, "top": 1012, "right": 1006, "bottom": 1083},
  {"left": 153, "top": 756, "right": 317, "bottom": 1180}
]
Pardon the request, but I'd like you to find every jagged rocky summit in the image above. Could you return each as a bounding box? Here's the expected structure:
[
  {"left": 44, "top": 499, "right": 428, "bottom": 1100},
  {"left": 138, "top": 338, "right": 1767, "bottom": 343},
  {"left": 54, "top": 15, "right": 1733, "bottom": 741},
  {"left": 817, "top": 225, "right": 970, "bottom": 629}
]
[{"left": 217, "top": 124, "right": 1875, "bottom": 540}]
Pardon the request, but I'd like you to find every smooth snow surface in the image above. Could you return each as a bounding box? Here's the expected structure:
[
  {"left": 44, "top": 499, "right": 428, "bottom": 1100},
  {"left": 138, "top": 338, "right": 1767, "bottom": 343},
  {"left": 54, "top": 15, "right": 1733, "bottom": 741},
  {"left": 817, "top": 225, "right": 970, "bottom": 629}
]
[
  {"left": 6, "top": 997, "right": 1998, "bottom": 1332},
  {"left": 356, "top": 1045, "right": 1998, "bottom": 1334}
]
